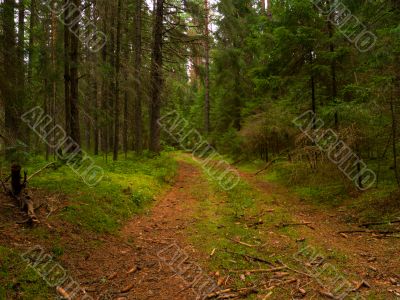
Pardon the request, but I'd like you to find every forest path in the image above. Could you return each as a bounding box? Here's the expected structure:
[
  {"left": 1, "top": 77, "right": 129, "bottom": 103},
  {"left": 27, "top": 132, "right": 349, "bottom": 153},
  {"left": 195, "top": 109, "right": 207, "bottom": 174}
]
[
  {"left": 73, "top": 160, "right": 207, "bottom": 299},
  {"left": 76, "top": 156, "right": 400, "bottom": 299},
  {"left": 236, "top": 168, "right": 400, "bottom": 298}
]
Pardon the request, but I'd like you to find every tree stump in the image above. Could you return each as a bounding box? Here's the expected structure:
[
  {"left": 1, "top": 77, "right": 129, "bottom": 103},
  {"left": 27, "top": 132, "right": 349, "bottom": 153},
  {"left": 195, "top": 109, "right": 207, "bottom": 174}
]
[{"left": 10, "top": 164, "right": 39, "bottom": 224}]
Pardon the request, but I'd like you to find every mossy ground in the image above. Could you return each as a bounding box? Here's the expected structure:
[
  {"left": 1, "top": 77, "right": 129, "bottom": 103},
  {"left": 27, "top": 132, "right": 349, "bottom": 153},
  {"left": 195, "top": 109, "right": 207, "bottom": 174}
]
[{"left": 0, "top": 151, "right": 178, "bottom": 299}]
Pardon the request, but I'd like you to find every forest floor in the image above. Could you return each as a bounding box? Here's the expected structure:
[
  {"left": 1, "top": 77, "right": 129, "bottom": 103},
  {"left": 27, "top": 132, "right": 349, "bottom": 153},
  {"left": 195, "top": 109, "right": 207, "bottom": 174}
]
[{"left": 0, "top": 153, "right": 400, "bottom": 299}]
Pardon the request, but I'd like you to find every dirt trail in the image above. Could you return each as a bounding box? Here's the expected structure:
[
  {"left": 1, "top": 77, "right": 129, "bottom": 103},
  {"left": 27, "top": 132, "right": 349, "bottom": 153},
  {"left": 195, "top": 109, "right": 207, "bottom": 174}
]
[
  {"left": 239, "top": 170, "right": 400, "bottom": 298},
  {"left": 69, "top": 161, "right": 206, "bottom": 299},
  {"left": 1, "top": 158, "right": 399, "bottom": 299},
  {"left": 63, "top": 160, "right": 400, "bottom": 299}
]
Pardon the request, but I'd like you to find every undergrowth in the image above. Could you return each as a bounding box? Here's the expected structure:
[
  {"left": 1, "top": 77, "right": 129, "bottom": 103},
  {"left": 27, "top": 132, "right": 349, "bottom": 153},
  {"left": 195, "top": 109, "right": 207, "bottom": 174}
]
[
  {"left": 0, "top": 151, "right": 178, "bottom": 233},
  {"left": 0, "top": 246, "right": 52, "bottom": 300},
  {"left": 235, "top": 158, "right": 400, "bottom": 223}
]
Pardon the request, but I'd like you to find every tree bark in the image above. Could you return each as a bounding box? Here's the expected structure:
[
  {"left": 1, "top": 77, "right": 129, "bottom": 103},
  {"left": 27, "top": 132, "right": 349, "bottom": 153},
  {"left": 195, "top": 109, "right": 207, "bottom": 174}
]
[
  {"left": 204, "top": 0, "right": 210, "bottom": 134},
  {"left": 17, "top": 0, "right": 25, "bottom": 140},
  {"left": 51, "top": 2, "right": 58, "bottom": 158},
  {"left": 28, "top": 0, "right": 35, "bottom": 82},
  {"left": 113, "top": 0, "right": 122, "bottom": 161},
  {"left": 149, "top": 0, "right": 164, "bottom": 153},
  {"left": 328, "top": 1, "right": 338, "bottom": 129},
  {"left": 134, "top": 0, "right": 143, "bottom": 153},
  {"left": 3, "top": 0, "right": 18, "bottom": 154},
  {"left": 64, "top": 0, "right": 71, "bottom": 137},
  {"left": 69, "top": 0, "right": 82, "bottom": 147}
]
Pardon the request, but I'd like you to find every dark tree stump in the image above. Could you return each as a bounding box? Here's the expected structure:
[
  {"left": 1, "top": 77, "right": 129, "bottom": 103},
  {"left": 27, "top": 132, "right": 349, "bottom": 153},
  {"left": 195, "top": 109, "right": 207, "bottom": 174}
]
[{"left": 10, "top": 164, "right": 39, "bottom": 224}]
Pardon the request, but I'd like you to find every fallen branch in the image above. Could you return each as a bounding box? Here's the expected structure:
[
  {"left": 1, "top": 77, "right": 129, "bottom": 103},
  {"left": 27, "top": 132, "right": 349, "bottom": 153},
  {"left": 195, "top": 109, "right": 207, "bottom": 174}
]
[
  {"left": 276, "top": 222, "right": 313, "bottom": 229},
  {"left": 27, "top": 162, "right": 57, "bottom": 181},
  {"left": 254, "top": 160, "right": 276, "bottom": 176},
  {"left": 225, "top": 249, "right": 274, "bottom": 266},
  {"left": 207, "top": 287, "right": 258, "bottom": 299},
  {"left": 360, "top": 220, "right": 400, "bottom": 227},
  {"left": 206, "top": 289, "right": 232, "bottom": 298},
  {"left": 228, "top": 238, "right": 258, "bottom": 248},
  {"left": 230, "top": 266, "right": 286, "bottom": 274},
  {"left": 338, "top": 229, "right": 400, "bottom": 235}
]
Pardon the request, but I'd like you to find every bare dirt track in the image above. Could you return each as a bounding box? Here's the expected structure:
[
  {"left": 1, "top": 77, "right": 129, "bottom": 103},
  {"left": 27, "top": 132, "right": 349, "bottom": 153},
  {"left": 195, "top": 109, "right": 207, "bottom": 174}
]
[
  {"left": 68, "top": 161, "right": 205, "bottom": 300},
  {"left": 239, "top": 170, "right": 400, "bottom": 299},
  {"left": 1, "top": 158, "right": 400, "bottom": 299}
]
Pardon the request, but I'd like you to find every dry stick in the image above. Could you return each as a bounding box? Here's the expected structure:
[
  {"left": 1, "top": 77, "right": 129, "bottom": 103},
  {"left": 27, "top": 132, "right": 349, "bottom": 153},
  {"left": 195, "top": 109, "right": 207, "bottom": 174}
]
[
  {"left": 254, "top": 160, "right": 276, "bottom": 176},
  {"left": 338, "top": 229, "right": 400, "bottom": 235},
  {"left": 206, "top": 289, "right": 232, "bottom": 299},
  {"left": 225, "top": 249, "right": 274, "bottom": 266},
  {"left": 276, "top": 222, "right": 313, "bottom": 228},
  {"left": 230, "top": 266, "right": 287, "bottom": 274},
  {"left": 360, "top": 220, "right": 400, "bottom": 227},
  {"left": 228, "top": 238, "right": 258, "bottom": 248},
  {"left": 27, "top": 161, "right": 57, "bottom": 181},
  {"left": 207, "top": 288, "right": 257, "bottom": 299}
]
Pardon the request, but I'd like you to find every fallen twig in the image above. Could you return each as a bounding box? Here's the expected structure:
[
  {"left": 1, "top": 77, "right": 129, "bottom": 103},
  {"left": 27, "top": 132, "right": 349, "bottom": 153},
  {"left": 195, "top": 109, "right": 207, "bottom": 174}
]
[
  {"left": 230, "top": 266, "right": 286, "bottom": 274},
  {"left": 225, "top": 249, "right": 274, "bottom": 266},
  {"left": 27, "top": 162, "right": 57, "bottom": 181},
  {"left": 228, "top": 238, "right": 258, "bottom": 248},
  {"left": 338, "top": 229, "right": 400, "bottom": 235},
  {"left": 206, "top": 289, "right": 232, "bottom": 298},
  {"left": 360, "top": 220, "right": 400, "bottom": 227},
  {"left": 276, "top": 222, "right": 313, "bottom": 229}
]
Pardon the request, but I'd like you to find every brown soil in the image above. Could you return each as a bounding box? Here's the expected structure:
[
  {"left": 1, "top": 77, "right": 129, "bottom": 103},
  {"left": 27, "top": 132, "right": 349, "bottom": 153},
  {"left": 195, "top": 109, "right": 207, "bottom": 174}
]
[
  {"left": 1, "top": 159, "right": 400, "bottom": 299},
  {"left": 70, "top": 161, "right": 205, "bottom": 300},
  {"left": 239, "top": 170, "right": 400, "bottom": 299}
]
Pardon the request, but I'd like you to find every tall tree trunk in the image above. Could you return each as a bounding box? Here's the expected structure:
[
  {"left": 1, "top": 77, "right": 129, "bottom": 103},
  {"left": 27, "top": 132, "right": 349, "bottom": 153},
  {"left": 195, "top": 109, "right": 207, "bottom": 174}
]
[
  {"left": 113, "top": 0, "right": 122, "bottom": 161},
  {"left": 328, "top": 1, "right": 338, "bottom": 129},
  {"left": 123, "top": 9, "right": 130, "bottom": 158},
  {"left": 51, "top": 2, "right": 58, "bottom": 158},
  {"left": 69, "top": 0, "right": 82, "bottom": 147},
  {"left": 28, "top": 0, "right": 35, "bottom": 82},
  {"left": 149, "top": 0, "right": 164, "bottom": 153},
  {"left": 3, "top": 0, "right": 18, "bottom": 154},
  {"left": 17, "top": 0, "right": 25, "bottom": 141},
  {"left": 310, "top": 50, "right": 316, "bottom": 130},
  {"left": 64, "top": 0, "right": 71, "bottom": 137},
  {"left": 204, "top": 0, "right": 210, "bottom": 134},
  {"left": 134, "top": 0, "right": 143, "bottom": 153},
  {"left": 26, "top": 0, "right": 35, "bottom": 147},
  {"left": 100, "top": 2, "right": 108, "bottom": 155},
  {"left": 108, "top": 2, "right": 116, "bottom": 155},
  {"left": 311, "top": 74, "right": 316, "bottom": 129},
  {"left": 44, "top": 78, "right": 50, "bottom": 161}
]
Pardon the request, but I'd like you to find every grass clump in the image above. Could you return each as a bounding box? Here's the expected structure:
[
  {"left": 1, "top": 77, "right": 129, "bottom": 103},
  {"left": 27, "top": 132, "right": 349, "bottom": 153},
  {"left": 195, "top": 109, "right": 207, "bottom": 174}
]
[
  {"left": 2, "top": 152, "right": 177, "bottom": 233},
  {"left": 0, "top": 246, "right": 52, "bottom": 299}
]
